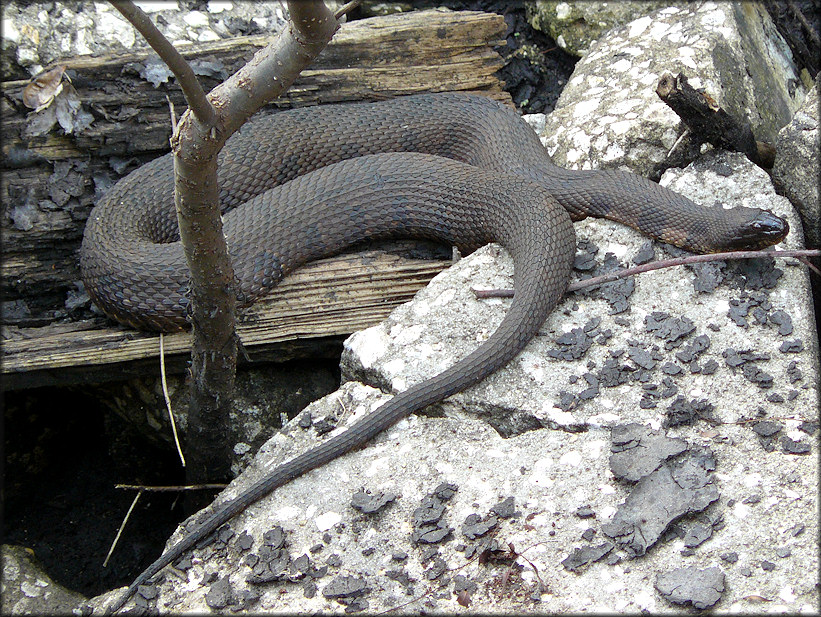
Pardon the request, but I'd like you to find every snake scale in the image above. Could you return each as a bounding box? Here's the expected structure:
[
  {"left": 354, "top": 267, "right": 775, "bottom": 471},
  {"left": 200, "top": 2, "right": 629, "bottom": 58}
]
[{"left": 82, "top": 93, "right": 787, "bottom": 612}]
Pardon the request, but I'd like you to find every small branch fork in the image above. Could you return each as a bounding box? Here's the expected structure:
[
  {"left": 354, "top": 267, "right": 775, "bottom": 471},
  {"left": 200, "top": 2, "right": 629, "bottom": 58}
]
[{"left": 473, "top": 249, "right": 821, "bottom": 299}]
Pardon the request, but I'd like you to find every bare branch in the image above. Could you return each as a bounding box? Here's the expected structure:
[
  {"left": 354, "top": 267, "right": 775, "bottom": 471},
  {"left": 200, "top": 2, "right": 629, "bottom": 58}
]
[
  {"left": 205, "top": 0, "right": 339, "bottom": 136},
  {"left": 472, "top": 249, "right": 821, "bottom": 299},
  {"left": 115, "top": 483, "right": 228, "bottom": 492},
  {"left": 110, "top": 0, "right": 216, "bottom": 126},
  {"left": 335, "top": 0, "right": 363, "bottom": 20}
]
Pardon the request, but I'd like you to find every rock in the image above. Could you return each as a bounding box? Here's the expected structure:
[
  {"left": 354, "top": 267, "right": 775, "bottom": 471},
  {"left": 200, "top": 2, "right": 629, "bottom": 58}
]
[
  {"left": 537, "top": 2, "right": 808, "bottom": 179},
  {"left": 772, "top": 75, "right": 820, "bottom": 249},
  {"left": 1, "top": 545, "right": 86, "bottom": 615},
  {"left": 90, "top": 144, "right": 818, "bottom": 612},
  {"left": 526, "top": 0, "right": 668, "bottom": 57},
  {"left": 341, "top": 151, "right": 813, "bottom": 435},
  {"left": 1, "top": 0, "right": 291, "bottom": 77},
  {"left": 655, "top": 565, "right": 725, "bottom": 610}
]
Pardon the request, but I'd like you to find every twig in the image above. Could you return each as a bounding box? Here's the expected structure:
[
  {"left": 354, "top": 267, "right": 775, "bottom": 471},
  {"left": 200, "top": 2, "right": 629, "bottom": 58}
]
[
  {"left": 472, "top": 248, "right": 821, "bottom": 299},
  {"left": 160, "top": 333, "right": 186, "bottom": 468},
  {"left": 334, "top": 0, "right": 362, "bottom": 19},
  {"left": 788, "top": 0, "right": 820, "bottom": 47},
  {"left": 110, "top": 0, "right": 216, "bottom": 126},
  {"left": 798, "top": 256, "right": 821, "bottom": 278},
  {"left": 115, "top": 483, "right": 227, "bottom": 492},
  {"left": 104, "top": 490, "right": 142, "bottom": 567},
  {"left": 165, "top": 94, "right": 177, "bottom": 135}
]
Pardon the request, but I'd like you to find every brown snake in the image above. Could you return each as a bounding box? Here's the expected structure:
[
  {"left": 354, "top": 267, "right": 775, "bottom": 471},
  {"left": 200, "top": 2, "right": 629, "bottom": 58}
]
[{"left": 82, "top": 93, "right": 787, "bottom": 612}]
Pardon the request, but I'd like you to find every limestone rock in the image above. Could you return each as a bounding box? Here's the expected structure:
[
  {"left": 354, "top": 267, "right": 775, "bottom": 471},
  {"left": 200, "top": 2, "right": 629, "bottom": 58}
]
[
  {"left": 1, "top": 545, "right": 86, "bottom": 615},
  {"left": 772, "top": 75, "right": 820, "bottom": 249},
  {"left": 537, "top": 2, "right": 808, "bottom": 179},
  {"left": 342, "top": 152, "right": 814, "bottom": 436},
  {"left": 526, "top": 0, "right": 668, "bottom": 57},
  {"left": 1, "top": 0, "right": 291, "bottom": 77},
  {"left": 90, "top": 149, "right": 820, "bottom": 613}
]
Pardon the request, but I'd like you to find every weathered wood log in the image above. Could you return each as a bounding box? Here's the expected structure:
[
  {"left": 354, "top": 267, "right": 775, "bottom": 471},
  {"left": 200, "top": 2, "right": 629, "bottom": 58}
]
[
  {"left": 655, "top": 72, "right": 775, "bottom": 168},
  {"left": 1, "top": 9, "right": 508, "bottom": 388},
  {"left": 3, "top": 249, "right": 452, "bottom": 390}
]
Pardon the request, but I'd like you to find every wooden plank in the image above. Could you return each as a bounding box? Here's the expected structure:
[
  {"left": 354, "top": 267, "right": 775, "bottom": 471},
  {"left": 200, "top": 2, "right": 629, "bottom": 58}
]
[{"left": 2, "top": 250, "right": 452, "bottom": 389}]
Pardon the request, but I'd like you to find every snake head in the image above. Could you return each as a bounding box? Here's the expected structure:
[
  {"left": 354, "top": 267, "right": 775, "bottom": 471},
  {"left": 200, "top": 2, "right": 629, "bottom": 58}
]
[{"left": 713, "top": 208, "right": 789, "bottom": 252}]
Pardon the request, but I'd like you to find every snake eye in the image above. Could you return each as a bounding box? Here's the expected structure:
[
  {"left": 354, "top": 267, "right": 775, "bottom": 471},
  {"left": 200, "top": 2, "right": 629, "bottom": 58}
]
[{"left": 752, "top": 212, "right": 789, "bottom": 239}]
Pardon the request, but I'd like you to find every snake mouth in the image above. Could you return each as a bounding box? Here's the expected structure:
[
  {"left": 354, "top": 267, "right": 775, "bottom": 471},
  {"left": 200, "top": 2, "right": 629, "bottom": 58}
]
[{"left": 725, "top": 211, "right": 790, "bottom": 251}]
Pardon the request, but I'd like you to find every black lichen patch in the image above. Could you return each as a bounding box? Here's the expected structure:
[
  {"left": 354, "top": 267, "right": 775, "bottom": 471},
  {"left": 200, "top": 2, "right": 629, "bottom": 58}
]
[
  {"left": 490, "top": 496, "right": 518, "bottom": 519},
  {"left": 574, "top": 505, "right": 595, "bottom": 519},
  {"left": 786, "top": 360, "right": 803, "bottom": 383},
  {"left": 573, "top": 239, "right": 599, "bottom": 272},
  {"left": 779, "top": 338, "right": 804, "bottom": 353},
  {"left": 609, "top": 423, "right": 688, "bottom": 482},
  {"left": 632, "top": 241, "right": 655, "bottom": 265},
  {"left": 205, "top": 576, "right": 232, "bottom": 610},
  {"left": 675, "top": 334, "right": 710, "bottom": 363},
  {"left": 722, "top": 348, "right": 773, "bottom": 389},
  {"left": 644, "top": 312, "right": 696, "bottom": 349},
  {"left": 601, "top": 447, "right": 719, "bottom": 557},
  {"left": 561, "top": 542, "right": 615, "bottom": 573},
  {"left": 385, "top": 568, "right": 416, "bottom": 596},
  {"left": 688, "top": 259, "right": 726, "bottom": 293},
  {"left": 769, "top": 309, "right": 794, "bottom": 335},
  {"left": 780, "top": 435, "right": 812, "bottom": 455},
  {"left": 682, "top": 522, "right": 713, "bottom": 548},
  {"left": 573, "top": 245, "right": 635, "bottom": 313},
  {"left": 547, "top": 318, "right": 601, "bottom": 361},
  {"left": 350, "top": 488, "right": 397, "bottom": 514},
  {"left": 411, "top": 483, "right": 457, "bottom": 545},
  {"left": 727, "top": 258, "right": 783, "bottom": 291},
  {"left": 322, "top": 575, "right": 371, "bottom": 612},
  {"left": 592, "top": 253, "right": 635, "bottom": 314},
  {"left": 655, "top": 566, "right": 725, "bottom": 610},
  {"left": 663, "top": 396, "right": 715, "bottom": 428},
  {"left": 245, "top": 526, "right": 292, "bottom": 584},
  {"left": 461, "top": 513, "right": 498, "bottom": 540}
]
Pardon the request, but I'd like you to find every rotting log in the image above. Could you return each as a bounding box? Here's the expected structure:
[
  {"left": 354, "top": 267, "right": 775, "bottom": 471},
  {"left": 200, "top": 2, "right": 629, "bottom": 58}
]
[
  {"left": 1, "top": 9, "right": 508, "bottom": 388},
  {"left": 3, "top": 249, "right": 451, "bottom": 390}
]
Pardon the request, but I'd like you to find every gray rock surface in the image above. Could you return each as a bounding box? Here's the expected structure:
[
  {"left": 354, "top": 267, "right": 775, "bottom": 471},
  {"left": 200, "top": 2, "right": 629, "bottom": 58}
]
[
  {"left": 1, "top": 544, "right": 87, "bottom": 615},
  {"left": 537, "top": 2, "right": 808, "bottom": 178},
  {"left": 772, "top": 75, "right": 820, "bottom": 249},
  {"left": 342, "top": 152, "right": 815, "bottom": 437},
  {"left": 89, "top": 148, "right": 818, "bottom": 613},
  {"left": 526, "top": 0, "right": 668, "bottom": 57},
  {"left": 655, "top": 565, "right": 725, "bottom": 610},
  {"left": 2, "top": 1, "right": 293, "bottom": 77}
]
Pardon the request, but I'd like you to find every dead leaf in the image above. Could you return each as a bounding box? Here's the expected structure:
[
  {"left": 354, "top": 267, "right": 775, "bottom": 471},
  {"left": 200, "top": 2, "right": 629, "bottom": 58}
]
[
  {"left": 22, "top": 65, "right": 66, "bottom": 110},
  {"left": 456, "top": 590, "right": 471, "bottom": 607}
]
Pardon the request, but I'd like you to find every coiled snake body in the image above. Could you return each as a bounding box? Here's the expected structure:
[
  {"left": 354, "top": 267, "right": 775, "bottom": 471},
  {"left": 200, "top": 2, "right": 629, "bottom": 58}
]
[{"left": 84, "top": 93, "right": 787, "bottom": 612}]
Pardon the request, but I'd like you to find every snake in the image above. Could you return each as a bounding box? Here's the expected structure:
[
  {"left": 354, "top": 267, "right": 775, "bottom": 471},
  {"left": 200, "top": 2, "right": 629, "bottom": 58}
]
[{"left": 82, "top": 93, "right": 788, "bottom": 612}]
